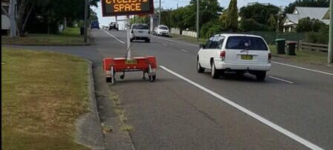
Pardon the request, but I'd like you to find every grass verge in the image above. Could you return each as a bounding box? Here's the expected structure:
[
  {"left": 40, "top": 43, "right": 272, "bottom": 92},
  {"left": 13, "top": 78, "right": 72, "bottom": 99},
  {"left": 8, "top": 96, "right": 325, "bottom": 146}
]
[
  {"left": 1, "top": 27, "right": 87, "bottom": 46},
  {"left": 269, "top": 45, "right": 329, "bottom": 65},
  {"left": 2, "top": 48, "right": 90, "bottom": 150},
  {"left": 170, "top": 34, "right": 207, "bottom": 44}
]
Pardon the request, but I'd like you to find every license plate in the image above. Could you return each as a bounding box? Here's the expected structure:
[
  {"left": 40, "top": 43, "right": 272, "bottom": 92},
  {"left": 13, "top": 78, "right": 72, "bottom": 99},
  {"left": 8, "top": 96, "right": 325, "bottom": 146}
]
[
  {"left": 241, "top": 55, "right": 253, "bottom": 60},
  {"left": 125, "top": 60, "right": 137, "bottom": 65},
  {"left": 138, "top": 31, "right": 143, "bottom": 33}
]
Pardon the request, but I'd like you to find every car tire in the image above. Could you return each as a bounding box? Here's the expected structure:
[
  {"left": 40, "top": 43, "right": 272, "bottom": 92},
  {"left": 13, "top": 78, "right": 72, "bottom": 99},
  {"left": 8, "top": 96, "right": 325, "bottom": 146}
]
[
  {"left": 146, "top": 39, "right": 150, "bottom": 43},
  {"left": 130, "top": 39, "right": 134, "bottom": 42},
  {"left": 211, "top": 62, "right": 220, "bottom": 79},
  {"left": 197, "top": 60, "right": 205, "bottom": 73},
  {"left": 256, "top": 71, "right": 266, "bottom": 81},
  {"left": 236, "top": 71, "right": 245, "bottom": 77}
]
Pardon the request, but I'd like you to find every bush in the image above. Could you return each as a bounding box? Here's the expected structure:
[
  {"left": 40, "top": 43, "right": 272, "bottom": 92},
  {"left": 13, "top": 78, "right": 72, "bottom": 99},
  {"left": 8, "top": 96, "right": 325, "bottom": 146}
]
[
  {"left": 304, "top": 25, "right": 329, "bottom": 44},
  {"left": 200, "top": 21, "right": 224, "bottom": 38},
  {"left": 296, "top": 17, "right": 326, "bottom": 32},
  {"left": 240, "top": 19, "right": 269, "bottom": 32}
]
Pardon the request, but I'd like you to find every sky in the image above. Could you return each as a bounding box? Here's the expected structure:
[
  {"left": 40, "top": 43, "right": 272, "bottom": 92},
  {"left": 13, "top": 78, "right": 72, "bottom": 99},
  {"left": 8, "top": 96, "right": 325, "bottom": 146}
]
[{"left": 92, "top": 0, "right": 297, "bottom": 28}]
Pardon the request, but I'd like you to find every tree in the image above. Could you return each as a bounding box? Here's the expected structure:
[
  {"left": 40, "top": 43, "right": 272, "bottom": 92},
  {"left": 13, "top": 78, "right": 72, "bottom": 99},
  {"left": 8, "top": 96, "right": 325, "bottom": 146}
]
[
  {"left": 296, "top": 17, "right": 325, "bottom": 32},
  {"left": 226, "top": 0, "right": 238, "bottom": 32},
  {"left": 14, "top": 0, "right": 100, "bottom": 36},
  {"left": 160, "top": 9, "right": 173, "bottom": 27},
  {"left": 285, "top": 0, "right": 330, "bottom": 13},
  {"left": 239, "top": 3, "right": 279, "bottom": 27},
  {"left": 267, "top": 14, "right": 277, "bottom": 30},
  {"left": 170, "top": 6, "right": 192, "bottom": 30}
]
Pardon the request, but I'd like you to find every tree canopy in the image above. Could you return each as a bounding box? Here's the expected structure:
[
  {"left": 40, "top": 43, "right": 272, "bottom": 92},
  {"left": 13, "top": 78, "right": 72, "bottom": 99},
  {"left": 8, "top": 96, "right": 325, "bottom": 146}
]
[{"left": 284, "top": 0, "right": 330, "bottom": 13}]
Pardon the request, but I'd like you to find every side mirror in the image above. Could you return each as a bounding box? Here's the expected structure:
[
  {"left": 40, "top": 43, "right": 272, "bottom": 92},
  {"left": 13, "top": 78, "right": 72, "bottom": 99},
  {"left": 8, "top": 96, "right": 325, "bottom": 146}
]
[{"left": 199, "top": 44, "right": 205, "bottom": 49}]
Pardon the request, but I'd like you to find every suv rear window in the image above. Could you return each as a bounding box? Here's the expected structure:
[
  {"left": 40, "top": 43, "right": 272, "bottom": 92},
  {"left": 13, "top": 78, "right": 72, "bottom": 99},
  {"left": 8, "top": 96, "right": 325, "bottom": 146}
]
[
  {"left": 159, "top": 26, "right": 168, "bottom": 30},
  {"left": 226, "top": 36, "right": 268, "bottom": 51},
  {"left": 133, "top": 25, "right": 149, "bottom": 30}
]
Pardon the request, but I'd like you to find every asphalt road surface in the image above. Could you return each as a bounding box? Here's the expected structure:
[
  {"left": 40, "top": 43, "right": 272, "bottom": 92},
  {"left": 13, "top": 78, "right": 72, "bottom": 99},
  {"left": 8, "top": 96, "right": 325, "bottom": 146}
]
[
  {"left": 7, "top": 29, "right": 332, "bottom": 150},
  {"left": 95, "top": 29, "right": 333, "bottom": 150}
]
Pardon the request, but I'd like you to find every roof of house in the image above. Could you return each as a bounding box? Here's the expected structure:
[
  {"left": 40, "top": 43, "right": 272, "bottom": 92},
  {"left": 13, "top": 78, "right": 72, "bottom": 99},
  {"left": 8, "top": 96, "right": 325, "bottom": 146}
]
[
  {"left": 284, "top": 7, "right": 330, "bottom": 26},
  {"left": 323, "top": 10, "right": 330, "bottom": 20}
]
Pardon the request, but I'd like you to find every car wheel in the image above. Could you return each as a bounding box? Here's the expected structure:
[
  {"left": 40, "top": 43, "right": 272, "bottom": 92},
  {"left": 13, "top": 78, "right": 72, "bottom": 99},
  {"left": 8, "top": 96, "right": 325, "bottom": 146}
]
[
  {"left": 146, "top": 39, "right": 150, "bottom": 43},
  {"left": 130, "top": 39, "right": 134, "bottom": 42},
  {"left": 236, "top": 71, "right": 245, "bottom": 77},
  {"left": 256, "top": 71, "right": 266, "bottom": 81},
  {"left": 197, "top": 59, "right": 205, "bottom": 73},
  {"left": 211, "top": 62, "right": 220, "bottom": 79}
]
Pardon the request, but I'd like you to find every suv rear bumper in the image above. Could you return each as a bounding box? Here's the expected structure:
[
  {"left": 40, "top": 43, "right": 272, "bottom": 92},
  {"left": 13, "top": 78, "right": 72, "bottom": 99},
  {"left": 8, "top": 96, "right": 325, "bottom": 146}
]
[{"left": 214, "top": 60, "right": 271, "bottom": 71}]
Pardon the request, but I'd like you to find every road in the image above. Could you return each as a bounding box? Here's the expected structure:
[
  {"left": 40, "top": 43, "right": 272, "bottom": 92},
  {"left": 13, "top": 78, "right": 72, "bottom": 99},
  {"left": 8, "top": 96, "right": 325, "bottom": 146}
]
[
  {"left": 94, "top": 29, "right": 333, "bottom": 150},
  {"left": 5, "top": 29, "right": 333, "bottom": 150}
]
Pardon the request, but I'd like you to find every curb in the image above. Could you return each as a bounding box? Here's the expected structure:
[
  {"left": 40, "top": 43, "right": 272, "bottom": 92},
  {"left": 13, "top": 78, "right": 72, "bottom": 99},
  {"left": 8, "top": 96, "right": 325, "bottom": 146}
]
[{"left": 76, "top": 61, "right": 106, "bottom": 150}]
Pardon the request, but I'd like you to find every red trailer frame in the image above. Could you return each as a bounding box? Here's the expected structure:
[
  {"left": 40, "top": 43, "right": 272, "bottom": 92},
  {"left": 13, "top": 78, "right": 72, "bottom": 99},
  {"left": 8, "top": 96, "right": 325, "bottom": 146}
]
[{"left": 103, "top": 56, "right": 157, "bottom": 84}]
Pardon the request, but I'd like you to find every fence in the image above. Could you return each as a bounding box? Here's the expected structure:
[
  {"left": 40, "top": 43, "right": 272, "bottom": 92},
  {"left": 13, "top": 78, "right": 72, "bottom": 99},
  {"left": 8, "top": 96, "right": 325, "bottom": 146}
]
[
  {"left": 170, "top": 28, "right": 180, "bottom": 35},
  {"left": 298, "top": 41, "right": 328, "bottom": 52},
  {"left": 182, "top": 31, "right": 197, "bottom": 38}
]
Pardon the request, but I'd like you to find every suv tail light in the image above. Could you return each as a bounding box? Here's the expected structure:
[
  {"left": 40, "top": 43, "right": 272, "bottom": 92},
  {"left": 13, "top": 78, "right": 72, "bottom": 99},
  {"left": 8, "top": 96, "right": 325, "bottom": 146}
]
[
  {"left": 268, "top": 53, "right": 272, "bottom": 62},
  {"left": 220, "top": 51, "right": 226, "bottom": 61}
]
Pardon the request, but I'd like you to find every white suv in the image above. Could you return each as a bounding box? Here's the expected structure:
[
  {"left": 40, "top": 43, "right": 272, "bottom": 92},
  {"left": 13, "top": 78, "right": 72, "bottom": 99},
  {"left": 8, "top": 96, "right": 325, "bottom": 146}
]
[
  {"left": 130, "top": 24, "right": 150, "bottom": 43},
  {"left": 197, "top": 34, "right": 271, "bottom": 81},
  {"left": 154, "top": 25, "right": 170, "bottom": 36}
]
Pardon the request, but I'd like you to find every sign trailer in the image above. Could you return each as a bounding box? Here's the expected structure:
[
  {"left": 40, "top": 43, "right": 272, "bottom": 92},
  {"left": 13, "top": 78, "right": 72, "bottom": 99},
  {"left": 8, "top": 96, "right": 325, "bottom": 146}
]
[{"left": 102, "top": 0, "right": 157, "bottom": 84}]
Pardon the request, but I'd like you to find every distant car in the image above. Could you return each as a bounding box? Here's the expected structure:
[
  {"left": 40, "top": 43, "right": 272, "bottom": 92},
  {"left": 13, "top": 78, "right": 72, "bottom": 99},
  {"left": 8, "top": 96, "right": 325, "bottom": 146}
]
[
  {"left": 90, "top": 21, "right": 100, "bottom": 29},
  {"left": 130, "top": 24, "right": 150, "bottom": 43},
  {"left": 154, "top": 25, "right": 169, "bottom": 36},
  {"left": 197, "top": 34, "right": 272, "bottom": 81},
  {"left": 109, "top": 22, "right": 119, "bottom": 31}
]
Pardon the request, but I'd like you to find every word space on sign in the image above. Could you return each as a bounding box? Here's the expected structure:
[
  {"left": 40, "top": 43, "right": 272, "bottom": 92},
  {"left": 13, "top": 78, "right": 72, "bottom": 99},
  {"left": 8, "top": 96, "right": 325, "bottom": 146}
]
[{"left": 102, "top": 0, "right": 154, "bottom": 16}]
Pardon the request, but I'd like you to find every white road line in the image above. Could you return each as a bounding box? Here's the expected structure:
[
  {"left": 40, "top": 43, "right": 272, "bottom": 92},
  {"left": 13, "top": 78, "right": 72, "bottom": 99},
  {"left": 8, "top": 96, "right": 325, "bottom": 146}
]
[
  {"left": 272, "top": 61, "right": 333, "bottom": 76},
  {"left": 180, "top": 49, "right": 189, "bottom": 53},
  {"left": 153, "top": 36, "right": 198, "bottom": 47},
  {"left": 162, "top": 43, "right": 168, "bottom": 46},
  {"left": 102, "top": 29, "right": 125, "bottom": 44},
  {"left": 269, "top": 76, "right": 294, "bottom": 84},
  {"left": 160, "top": 66, "right": 324, "bottom": 150}
]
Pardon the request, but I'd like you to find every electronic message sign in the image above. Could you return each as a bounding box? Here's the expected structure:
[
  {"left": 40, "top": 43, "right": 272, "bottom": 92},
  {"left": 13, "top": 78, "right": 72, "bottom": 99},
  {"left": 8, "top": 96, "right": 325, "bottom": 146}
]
[{"left": 102, "top": 0, "right": 154, "bottom": 16}]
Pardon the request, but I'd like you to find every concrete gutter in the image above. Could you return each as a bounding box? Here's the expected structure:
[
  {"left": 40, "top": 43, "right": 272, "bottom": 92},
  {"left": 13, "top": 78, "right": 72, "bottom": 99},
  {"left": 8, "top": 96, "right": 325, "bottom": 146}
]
[{"left": 76, "top": 61, "right": 105, "bottom": 150}]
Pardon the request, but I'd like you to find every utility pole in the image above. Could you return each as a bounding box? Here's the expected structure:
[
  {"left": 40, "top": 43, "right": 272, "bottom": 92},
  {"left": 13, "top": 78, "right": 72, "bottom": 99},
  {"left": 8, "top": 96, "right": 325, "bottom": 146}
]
[
  {"left": 329, "top": 0, "right": 333, "bottom": 63},
  {"left": 9, "top": 0, "right": 17, "bottom": 37},
  {"left": 177, "top": 0, "right": 179, "bottom": 9},
  {"left": 159, "top": 0, "right": 161, "bottom": 25},
  {"left": 84, "top": 0, "right": 89, "bottom": 43},
  {"left": 196, "top": 0, "right": 199, "bottom": 42}
]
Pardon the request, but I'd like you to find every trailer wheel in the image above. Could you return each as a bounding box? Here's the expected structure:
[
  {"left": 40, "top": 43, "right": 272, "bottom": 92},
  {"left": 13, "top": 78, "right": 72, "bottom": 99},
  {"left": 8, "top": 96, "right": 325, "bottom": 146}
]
[
  {"left": 106, "top": 77, "right": 111, "bottom": 83},
  {"left": 149, "top": 75, "right": 156, "bottom": 82}
]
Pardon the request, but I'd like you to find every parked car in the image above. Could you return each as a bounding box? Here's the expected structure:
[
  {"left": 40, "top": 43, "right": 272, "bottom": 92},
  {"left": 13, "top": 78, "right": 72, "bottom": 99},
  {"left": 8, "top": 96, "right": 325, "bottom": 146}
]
[
  {"left": 109, "top": 22, "right": 119, "bottom": 31},
  {"left": 90, "top": 20, "right": 100, "bottom": 29},
  {"left": 130, "top": 24, "right": 150, "bottom": 43},
  {"left": 154, "top": 25, "right": 170, "bottom": 36},
  {"left": 197, "top": 34, "right": 271, "bottom": 81}
]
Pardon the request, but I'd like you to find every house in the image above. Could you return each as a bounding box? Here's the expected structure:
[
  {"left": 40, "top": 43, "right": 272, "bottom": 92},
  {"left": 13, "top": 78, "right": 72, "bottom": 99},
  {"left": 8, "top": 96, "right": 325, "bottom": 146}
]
[
  {"left": 1, "top": 0, "right": 10, "bottom": 34},
  {"left": 283, "top": 7, "right": 330, "bottom": 32}
]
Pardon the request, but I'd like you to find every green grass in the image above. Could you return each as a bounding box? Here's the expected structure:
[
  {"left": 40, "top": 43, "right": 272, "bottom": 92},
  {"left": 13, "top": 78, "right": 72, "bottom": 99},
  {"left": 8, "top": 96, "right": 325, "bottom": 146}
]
[
  {"left": 170, "top": 34, "right": 207, "bottom": 44},
  {"left": 1, "top": 27, "right": 86, "bottom": 46},
  {"left": 2, "top": 48, "right": 90, "bottom": 150},
  {"left": 269, "top": 45, "right": 329, "bottom": 65}
]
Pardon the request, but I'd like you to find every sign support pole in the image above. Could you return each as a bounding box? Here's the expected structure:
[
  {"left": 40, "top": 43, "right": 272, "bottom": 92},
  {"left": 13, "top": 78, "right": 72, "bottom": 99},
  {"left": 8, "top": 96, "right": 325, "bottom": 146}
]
[
  {"left": 84, "top": 0, "right": 88, "bottom": 43},
  {"left": 9, "top": 0, "right": 17, "bottom": 37},
  {"left": 126, "top": 15, "right": 131, "bottom": 60},
  {"left": 329, "top": 0, "right": 333, "bottom": 63}
]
